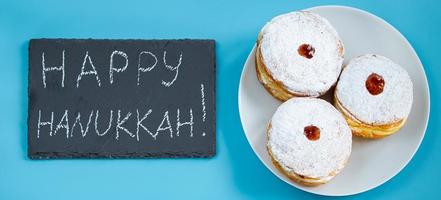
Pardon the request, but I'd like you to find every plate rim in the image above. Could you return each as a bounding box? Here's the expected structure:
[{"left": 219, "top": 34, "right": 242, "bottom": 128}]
[{"left": 238, "top": 5, "right": 431, "bottom": 196}]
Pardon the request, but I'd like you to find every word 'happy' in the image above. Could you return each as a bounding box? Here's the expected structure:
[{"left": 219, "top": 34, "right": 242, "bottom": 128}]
[{"left": 41, "top": 50, "right": 183, "bottom": 88}]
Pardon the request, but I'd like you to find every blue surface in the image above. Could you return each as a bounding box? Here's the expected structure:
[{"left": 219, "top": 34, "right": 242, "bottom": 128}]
[{"left": 1, "top": 0, "right": 440, "bottom": 199}]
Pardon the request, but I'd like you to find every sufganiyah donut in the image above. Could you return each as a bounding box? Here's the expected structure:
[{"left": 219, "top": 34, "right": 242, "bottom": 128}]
[
  {"left": 267, "top": 98, "right": 352, "bottom": 186},
  {"left": 334, "top": 54, "right": 413, "bottom": 139},
  {"left": 256, "top": 11, "right": 344, "bottom": 101}
]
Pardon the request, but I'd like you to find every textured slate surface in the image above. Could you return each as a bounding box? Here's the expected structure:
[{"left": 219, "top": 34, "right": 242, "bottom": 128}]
[{"left": 28, "top": 39, "right": 216, "bottom": 159}]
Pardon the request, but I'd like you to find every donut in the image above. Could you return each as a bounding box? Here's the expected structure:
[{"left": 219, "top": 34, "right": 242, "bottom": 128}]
[
  {"left": 334, "top": 54, "right": 413, "bottom": 139},
  {"left": 267, "top": 98, "right": 352, "bottom": 186},
  {"left": 256, "top": 11, "right": 344, "bottom": 101}
]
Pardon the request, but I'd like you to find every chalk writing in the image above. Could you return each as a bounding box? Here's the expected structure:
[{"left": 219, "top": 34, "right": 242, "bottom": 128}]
[
  {"left": 36, "top": 107, "right": 203, "bottom": 141},
  {"left": 137, "top": 51, "right": 157, "bottom": 86},
  {"left": 41, "top": 50, "right": 65, "bottom": 88},
  {"left": 37, "top": 110, "right": 54, "bottom": 138},
  {"left": 54, "top": 110, "right": 69, "bottom": 138},
  {"left": 136, "top": 109, "right": 153, "bottom": 141},
  {"left": 201, "top": 84, "right": 207, "bottom": 136},
  {"left": 28, "top": 39, "right": 215, "bottom": 158},
  {"left": 176, "top": 108, "right": 194, "bottom": 137},
  {"left": 77, "top": 51, "right": 101, "bottom": 88},
  {"left": 95, "top": 110, "right": 113, "bottom": 136},
  {"left": 70, "top": 111, "right": 93, "bottom": 137},
  {"left": 162, "top": 51, "right": 182, "bottom": 87},
  {"left": 115, "top": 110, "right": 134, "bottom": 140},
  {"left": 109, "top": 50, "right": 129, "bottom": 84}
]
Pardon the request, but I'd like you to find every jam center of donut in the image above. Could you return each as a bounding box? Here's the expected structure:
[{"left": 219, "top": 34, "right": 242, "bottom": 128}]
[
  {"left": 366, "top": 73, "right": 385, "bottom": 95},
  {"left": 297, "top": 44, "right": 315, "bottom": 59},
  {"left": 304, "top": 125, "right": 320, "bottom": 141}
]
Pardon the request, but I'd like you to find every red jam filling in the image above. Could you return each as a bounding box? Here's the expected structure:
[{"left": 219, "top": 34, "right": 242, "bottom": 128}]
[
  {"left": 304, "top": 125, "right": 320, "bottom": 141},
  {"left": 366, "top": 73, "right": 385, "bottom": 95}
]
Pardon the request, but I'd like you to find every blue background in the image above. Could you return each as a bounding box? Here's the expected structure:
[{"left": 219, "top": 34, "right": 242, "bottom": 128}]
[{"left": 1, "top": 0, "right": 440, "bottom": 199}]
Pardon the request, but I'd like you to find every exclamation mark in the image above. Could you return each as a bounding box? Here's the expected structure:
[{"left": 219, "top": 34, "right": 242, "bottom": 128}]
[{"left": 200, "top": 83, "right": 206, "bottom": 136}]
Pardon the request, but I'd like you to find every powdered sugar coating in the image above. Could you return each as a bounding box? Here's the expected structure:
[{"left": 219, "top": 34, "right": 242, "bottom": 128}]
[
  {"left": 336, "top": 54, "right": 413, "bottom": 125},
  {"left": 259, "top": 11, "right": 344, "bottom": 96},
  {"left": 268, "top": 98, "right": 352, "bottom": 178}
]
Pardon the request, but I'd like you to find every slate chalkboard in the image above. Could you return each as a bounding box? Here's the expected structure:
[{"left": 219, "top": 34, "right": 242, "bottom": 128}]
[{"left": 28, "top": 39, "right": 216, "bottom": 159}]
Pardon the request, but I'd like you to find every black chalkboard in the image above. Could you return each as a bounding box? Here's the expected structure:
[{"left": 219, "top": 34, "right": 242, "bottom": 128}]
[{"left": 28, "top": 39, "right": 216, "bottom": 159}]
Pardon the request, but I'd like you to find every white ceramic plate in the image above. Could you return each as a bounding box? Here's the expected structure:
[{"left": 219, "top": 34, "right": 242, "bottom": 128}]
[{"left": 238, "top": 5, "right": 430, "bottom": 196}]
